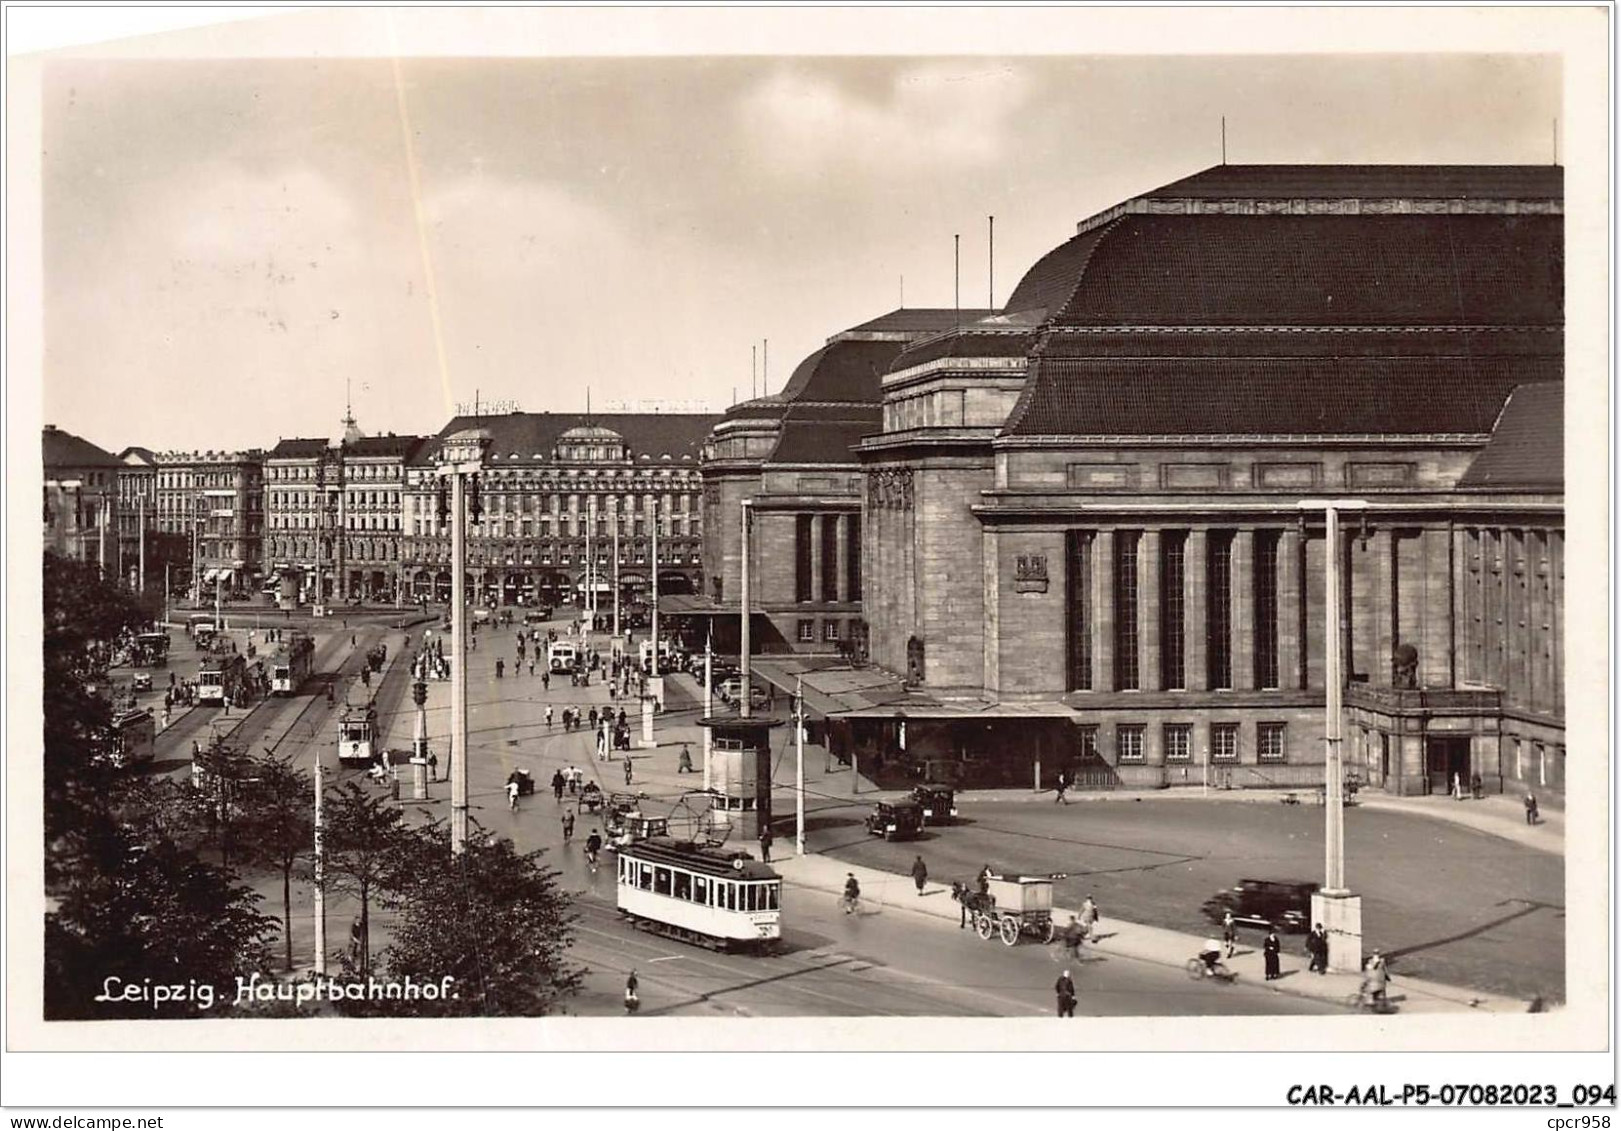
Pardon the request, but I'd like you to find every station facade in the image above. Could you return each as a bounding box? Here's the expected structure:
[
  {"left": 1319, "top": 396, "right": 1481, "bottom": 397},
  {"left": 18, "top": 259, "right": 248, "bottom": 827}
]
[{"left": 846, "top": 165, "right": 1564, "bottom": 796}]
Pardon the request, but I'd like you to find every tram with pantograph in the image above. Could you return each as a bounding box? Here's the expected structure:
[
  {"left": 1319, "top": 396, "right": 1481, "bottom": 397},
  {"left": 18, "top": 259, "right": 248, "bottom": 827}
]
[
  {"left": 198, "top": 653, "right": 246, "bottom": 706},
  {"left": 616, "top": 836, "right": 782, "bottom": 952},
  {"left": 269, "top": 633, "right": 315, "bottom": 695},
  {"left": 338, "top": 699, "right": 380, "bottom": 767}
]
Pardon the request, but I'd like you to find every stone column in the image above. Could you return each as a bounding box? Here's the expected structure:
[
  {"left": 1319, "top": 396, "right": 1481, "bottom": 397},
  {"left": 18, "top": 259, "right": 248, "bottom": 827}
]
[
  {"left": 809, "top": 514, "right": 823, "bottom": 606},
  {"left": 1279, "top": 524, "right": 1303, "bottom": 690},
  {"left": 1550, "top": 530, "right": 1563, "bottom": 718},
  {"left": 1140, "top": 529, "right": 1161, "bottom": 692},
  {"left": 835, "top": 512, "right": 850, "bottom": 603},
  {"left": 1093, "top": 529, "right": 1115, "bottom": 693},
  {"left": 1232, "top": 528, "right": 1255, "bottom": 691},
  {"left": 1186, "top": 528, "right": 1207, "bottom": 692},
  {"left": 1374, "top": 527, "right": 1395, "bottom": 686}
]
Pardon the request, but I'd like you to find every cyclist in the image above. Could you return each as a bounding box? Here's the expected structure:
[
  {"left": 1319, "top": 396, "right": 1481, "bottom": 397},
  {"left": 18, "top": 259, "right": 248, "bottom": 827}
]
[
  {"left": 1198, "top": 937, "right": 1225, "bottom": 977},
  {"left": 585, "top": 829, "right": 603, "bottom": 871},
  {"left": 842, "top": 873, "right": 861, "bottom": 915}
]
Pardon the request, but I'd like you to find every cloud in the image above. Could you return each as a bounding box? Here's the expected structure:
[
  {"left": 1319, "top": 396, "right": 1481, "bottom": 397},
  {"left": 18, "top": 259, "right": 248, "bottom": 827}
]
[{"left": 735, "top": 61, "right": 1033, "bottom": 176}]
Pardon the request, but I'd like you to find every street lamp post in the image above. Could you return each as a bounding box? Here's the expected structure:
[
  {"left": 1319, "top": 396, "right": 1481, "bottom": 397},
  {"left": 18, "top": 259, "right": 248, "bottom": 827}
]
[
  {"left": 440, "top": 429, "right": 491, "bottom": 855},
  {"left": 739, "top": 498, "right": 752, "bottom": 720},
  {"left": 1300, "top": 498, "right": 1367, "bottom": 973}
]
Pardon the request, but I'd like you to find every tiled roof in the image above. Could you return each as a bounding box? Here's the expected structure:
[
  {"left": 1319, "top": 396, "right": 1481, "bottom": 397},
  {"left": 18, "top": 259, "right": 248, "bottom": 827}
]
[
  {"left": 416, "top": 412, "right": 720, "bottom": 466},
  {"left": 891, "top": 329, "right": 1041, "bottom": 372},
  {"left": 769, "top": 417, "right": 881, "bottom": 465},
  {"left": 1038, "top": 327, "right": 1562, "bottom": 361},
  {"left": 776, "top": 338, "right": 909, "bottom": 405},
  {"left": 118, "top": 446, "right": 157, "bottom": 464},
  {"left": 1002, "top": 355, "right": 1558, "bottom": 437},
  {"left": 1001, "top": 224, "right": 1115, "bottom": 318},
  {"left": 42, "top": 426, "right": 119, "bottom": 469},
  {"left": 347, "top": 435, "right": 428, "bottom": 459},
  {"left": 268, "top": 438, "right": 330, "bottom": 459},
  {"left": 1457, "top": 383, "right": 1563, "bottom": 489},
  {"left": 841, "top": 307, "right": 997, "bottom": 335},
  {"left": 1143, "top": 164, "right": 1563, "bottom": 201},
  {"left": 1055, "top": 214, "right": 1561, "bottom": 327}
]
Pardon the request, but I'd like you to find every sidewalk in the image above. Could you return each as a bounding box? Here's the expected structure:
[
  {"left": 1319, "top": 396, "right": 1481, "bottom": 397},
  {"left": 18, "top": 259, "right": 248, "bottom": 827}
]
[{"left": 771, "top": 853, "right": 1528, "bottom": 1015}]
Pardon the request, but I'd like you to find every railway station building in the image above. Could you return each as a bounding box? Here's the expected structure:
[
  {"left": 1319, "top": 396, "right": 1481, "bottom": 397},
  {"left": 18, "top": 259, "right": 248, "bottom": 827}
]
[{"left": 813, "top": 164, "right": 1563, "bottom": 798}]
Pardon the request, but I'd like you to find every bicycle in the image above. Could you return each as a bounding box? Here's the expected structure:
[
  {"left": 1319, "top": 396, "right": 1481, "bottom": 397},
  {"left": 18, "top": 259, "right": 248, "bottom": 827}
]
[
  {"left": 1344, "top": 988, "right": 1397, "bottom": 1014},
  {"left": 1185, "top": 956, "right": 1236, "bottom": 982}
]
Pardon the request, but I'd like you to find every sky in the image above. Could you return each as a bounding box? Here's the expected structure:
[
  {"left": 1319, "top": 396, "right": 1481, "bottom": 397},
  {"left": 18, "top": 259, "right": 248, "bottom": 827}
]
[{"left": 30, "top": 13, "right": 1563, "bottom": 453}]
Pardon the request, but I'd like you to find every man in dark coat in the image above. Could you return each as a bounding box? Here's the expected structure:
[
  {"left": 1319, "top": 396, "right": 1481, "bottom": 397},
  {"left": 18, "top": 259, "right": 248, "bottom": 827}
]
[
  {"left": 1055, "top": 970, "right": 1077, "bottom": 1018},
  {"left": 1263, "top": 929, "right": 1282, "bottom": 980},
  {"left": 1307, "top": 924, "right": 1329, "bottom": 974},
  {"left": 757, "top": 826, "right": 773, "bottom": 863},
  {"left": 910, "top": 855, "right": 929, "bottom": 894}
]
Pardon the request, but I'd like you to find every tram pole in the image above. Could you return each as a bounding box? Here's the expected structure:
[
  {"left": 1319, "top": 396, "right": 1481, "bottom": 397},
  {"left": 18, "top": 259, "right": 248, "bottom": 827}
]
[
  {"left": 702, "top": 629, "right": 713, "bottom": 791},
  {"left": 739, "top": 498, "right": 752, "bottom": 720},
  {"left": 795, "top": 674, "right": 805, "bottom": 857},
  {"left": 450, "top": 470, "right": 468, "bottom": 854}
]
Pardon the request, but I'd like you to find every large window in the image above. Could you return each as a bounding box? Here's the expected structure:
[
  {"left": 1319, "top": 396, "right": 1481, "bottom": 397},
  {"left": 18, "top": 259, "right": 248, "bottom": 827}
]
[
  {"left": 1258, "top": 722, "right": 1287, "bottom": 763},
  {"left": 823, "top": 619, "right": 841, "bottom": 642},
  {"left": 1254, "top": 530, "right": 1280, "bottom": 689},
  {"left": 821, "top": 516, "right": 839, "bottom": 602},
  {"left": 1066, "top": 531, "right": 1094, "bottom": 691},
  {"left": 1161, "top": 531, "right": 1186, "bottom": 690},
  {"left": 1114, "top": 531, "right": 1140, "bottom": 691},
  {"left": 846, "top": 514, "right": 862, "bottom": 601},
  {"left": 795, "top": 515, "right": 813, "bottom": 602},
  {"left": 1117, "top": 724, "right": 1145, "bottom": 763},
  {"left": 1211, "top": 723, "right": 1239, "bottom": 762},
  {"left": 797, "top": 619, "right": 814, "bottom": 642},
  {"left": 1164, "top": 723, "right": 1193, "bottom": 762},
  {"left": 1207, "top": 532, "right": 1233, "bottom": 689}
]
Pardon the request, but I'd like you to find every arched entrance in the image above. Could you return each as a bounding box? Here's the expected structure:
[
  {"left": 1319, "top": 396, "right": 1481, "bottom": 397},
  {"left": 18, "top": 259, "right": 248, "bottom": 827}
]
[
  {"left": 434, "top": 571, "right": 452, "bottom": 603},
  {"left": 658, "top": 571, "right": 695, "bottom": 596},
  {"left": 537, "top": 570, "right": 571, "bottom": 604}
]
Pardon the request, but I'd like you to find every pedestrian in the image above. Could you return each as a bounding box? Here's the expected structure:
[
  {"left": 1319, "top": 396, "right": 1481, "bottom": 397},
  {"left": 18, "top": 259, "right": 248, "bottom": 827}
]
[
  {"left": 161, "top": 705, "right": 171, "bottom": 730},
  {"left": 758, "top": 826, "right": 773, "bottom": 863},
  {"left": 1055, "top": 970, "right": 1077, "bottom": 1018},
  {"left": 1062, "top": 914, "right": 1083, "bottom": 959},
  {"left": 589, "top": 707, "right": 599, "bottom": 730},
  {"left": 623, "top": 754, "right": 634, "bottom": 786},
  {"left": 562, "top": 810, "right": 575, "bottom": 841},
  {"left": 496, "top": 659, "right": 504, "bottom": 679},
  {"left": 1054, "top": 770, "right": 1069, "bottom": 805},
  {"left": 910, "top": 854, "right": 928, "bottom": 894},
  {"left": 552, "top": 769, "right": 566, "bottom": 801},
  {"left": 567, "top": 765, "right": 579, "bottom": 796},
  {"left": 1525, "top": 791, "right": 1539, "bottom": 825},
  {"left": 1263, "top": 928, "right": 1282, "bottom": 981},
  {"left": 842, "top": 873, "right": 861, "bottom": 915},
  {"left": 428, "top": 753, "right": 439, "bottom": 782},
  {"left": 543, "top": 672, "right": 550, "bottom": 691},
  {"left": 506, "top": 777, "right": 520, "bottom": 812},
  {"left": 529, "top": 659, "right": 536, "bottom": 677},
  {"left": 546, "top": 705, "right": 554, "bottom": 729},
  {"left": 1079, "top": 894, "right": 1099, "bottom": 941},
  {"left": 1222, "top": 910, "right": 1238, "bottom": 957},
  {"left": 1362, "top": 950, "right": 1389, "bottom": 1008},
  {"left": 678, "top": 744, "right": 694, "bottom": 773},
  {"left": 1470, "top": 771, "right": 1483, "bottom": 800},
  {"left": 953, "top": 882, "right": 971, "bottom": 928},
  {"left": 624, "top": 970, "right": 639, "bottom": 1015},
  {"left": 1307, "top": 923, "right": 1329, "bottom": 974},
  {"left": 1450, "top": 771, "right": 1463, "bottom": 800},
  {"left": 351, "top": 633, "right": 356, "bottom": 648}
]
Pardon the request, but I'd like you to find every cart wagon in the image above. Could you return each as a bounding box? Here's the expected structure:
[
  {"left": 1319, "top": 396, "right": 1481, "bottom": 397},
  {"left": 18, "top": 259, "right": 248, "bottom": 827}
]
[{"left": 968, "top": 871, "right": 1067, "bottom": 947}]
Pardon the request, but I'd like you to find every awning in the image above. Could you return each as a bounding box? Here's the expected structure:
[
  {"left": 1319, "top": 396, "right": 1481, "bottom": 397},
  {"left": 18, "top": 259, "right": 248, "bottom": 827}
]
[{"left": 202, "top": 569, "right": 219, "bottom": 582}]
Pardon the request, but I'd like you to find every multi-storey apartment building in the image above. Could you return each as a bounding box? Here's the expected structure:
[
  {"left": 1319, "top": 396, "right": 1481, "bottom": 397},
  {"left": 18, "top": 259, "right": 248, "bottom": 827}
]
[
  {"left": 400, "top": 413, "right": 716, "bottom": 608},
  {"left": 42, "top": 425, "right": 120, "bottom": 571}
]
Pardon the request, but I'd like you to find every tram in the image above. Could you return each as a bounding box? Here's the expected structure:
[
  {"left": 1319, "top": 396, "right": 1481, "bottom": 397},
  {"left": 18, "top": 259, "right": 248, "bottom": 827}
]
[
  {"left": 616, "top": 836, "right": 782, "bottom": 952},
  {"left": 337, "top": 700, "right": 379, "bottom": 767},
  {"left": 198, "top": 653, "right": 246, "bottom": 705},
  {"left": 269, "top": 633, "right": 315, "bottom": 695},
  {"left": 108, "top": 707, "right": 157, "bottom": 769}
]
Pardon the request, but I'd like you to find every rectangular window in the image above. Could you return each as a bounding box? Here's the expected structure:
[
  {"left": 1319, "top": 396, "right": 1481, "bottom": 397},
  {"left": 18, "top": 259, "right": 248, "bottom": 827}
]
[
  {"left": 1161, "top": 531, "right": 1186, "bottom": 690},
  {"left": 1117, "top": 724, "right": 1145, "bottom": 763},
  {"left": 1257, "top": 722, "right": 1287, "bottom": 763},
  {"left": 846, "top": 514, "right": 862, "bottom": 601},
  {"left": 1254, "top": 531, "right": 1280, "bottom": 689},
  {"left": 795, "top": 515, "right": 814, "bottom": 602},
  {"left": 797, "top": 619, "right": 814, "bottom": 642},
  {"left": 653, "top": 867, "right": 672, "bottom": 896},
  {"left": 823, "top": 619, "right": 841, "bottom": 642},
  {"left": 1207, "top": 532, "right": 1233, "bottom": 689},
  {"left": 694, "top": 877, "right": 709, "bottom": 906},
  {"left": 1164, "top": 723, "right": 1193, "bottom": 762},
  {"left": 1212, "top": 723, "right": 1239, "bottom": 762},
  {"left": 638, "top": 863, "right": 653, "bottom": 891},
  {"left": 1066, "top": 531, "right": 1094, "bottom": 691},
  {"left": 821, "top": 516, "right": 839, "bottom": 602},
  {"left": 1114, "top": 531, "right": 1140, "bottom": 691},
  {"left": 673, "top": 871, "right": 692, "bottom": 901}
]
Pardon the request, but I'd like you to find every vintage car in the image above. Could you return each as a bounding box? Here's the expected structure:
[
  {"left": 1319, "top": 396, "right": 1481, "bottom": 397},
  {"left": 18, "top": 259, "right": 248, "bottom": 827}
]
[
  {"left": 911, "top": 783, "right": 958, "bottom": 825},
  {"left": 1202, "top": 878, "right": 1320, "bottom": 933},
  {"left": 130, "top": 672, "right": 154, "bottom": 693},
  {"left": 864, "top": 799, "right": 925, "bottom": 842}
]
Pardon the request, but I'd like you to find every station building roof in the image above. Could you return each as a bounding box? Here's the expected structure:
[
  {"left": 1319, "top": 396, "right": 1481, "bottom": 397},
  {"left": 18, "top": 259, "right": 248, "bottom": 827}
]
[
  {"left": 1456, "top": 383, "right": 1563, "bottom": 490},
  {"left": 43, "top": 425, "right": 120, "bottom": 470}
]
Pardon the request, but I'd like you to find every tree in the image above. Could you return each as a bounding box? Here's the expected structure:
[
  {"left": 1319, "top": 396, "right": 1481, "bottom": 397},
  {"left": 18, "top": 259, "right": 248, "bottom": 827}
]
[
  {"left": 45, "top": 810, "right": 274, "bottom": 1019},
  {"left": 322, "top": 782, "right": 409, "bottom": 974},
  {"left": 238, "top": 752, "right": 314, "bottom": 972},
  {"left": 349, "top": 823, "right": 582, "bottom": 1017}
]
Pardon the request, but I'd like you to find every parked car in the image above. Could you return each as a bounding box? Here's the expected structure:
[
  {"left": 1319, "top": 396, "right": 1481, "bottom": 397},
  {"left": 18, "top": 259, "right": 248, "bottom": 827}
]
[
  {"left": 1202, "top": 878, "right": 1320, "bottom": 933},
  {"left": 911, "top": 783, "right": 958, "bottom": 825},
  {"left": 718, "top": 677, "right": 770, "bottom": 708},
  {"left": 131, "top": 672, "right": 154, "bottom": 693},
  {"left": 864, "top": 800, "right": 925, "bottom": 842}
]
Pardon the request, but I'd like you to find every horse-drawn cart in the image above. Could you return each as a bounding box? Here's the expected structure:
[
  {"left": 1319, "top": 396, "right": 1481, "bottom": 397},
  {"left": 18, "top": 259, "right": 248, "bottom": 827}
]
[{"left": 957, "top": 871, "right": 1067, "bottom": 946}]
